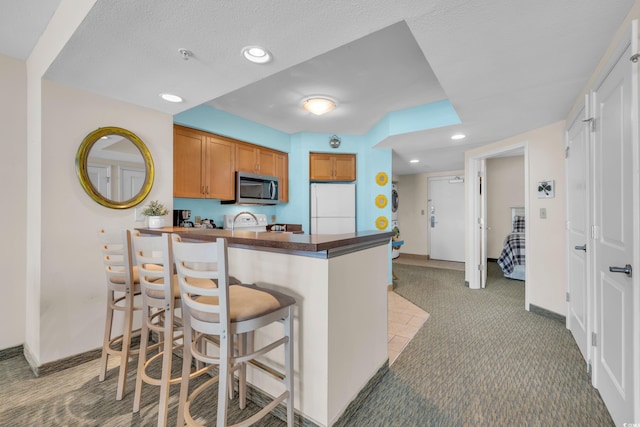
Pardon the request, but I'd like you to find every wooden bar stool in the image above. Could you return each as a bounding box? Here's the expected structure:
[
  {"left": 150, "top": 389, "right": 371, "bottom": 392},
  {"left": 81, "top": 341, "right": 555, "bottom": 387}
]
[
  {"left": 131, "top": 230, "right": 187, "bottom": 426},
  {"left": 131, "top": 231, "right": 222, "bottom": 426},
  {"left": 97, "top": 228, "right": 141, "bottom": 400},
  {"left": 172, "top": 236, "right": 296, "bottom": 427}
]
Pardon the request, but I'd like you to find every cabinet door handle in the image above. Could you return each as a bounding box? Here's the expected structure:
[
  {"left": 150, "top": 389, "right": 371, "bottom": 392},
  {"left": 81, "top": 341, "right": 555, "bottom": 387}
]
[
  {"left": 574, "top": 244, "right": 587, "bottom": 252},
  {"left": 206, "top": 185, "right": 209, "bottom": 195},
  {"left": 201, "top": 185, "right": 205, "bottom": 195}
]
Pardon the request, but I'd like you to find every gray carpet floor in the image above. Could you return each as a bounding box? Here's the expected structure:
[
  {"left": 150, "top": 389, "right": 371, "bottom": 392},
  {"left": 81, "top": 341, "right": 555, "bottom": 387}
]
[
  {"left": 338, "top": 262, "right": 614, "bottom": 426},
  {"left": 0, "top": 263, "right": 613, "bottom": 426}
]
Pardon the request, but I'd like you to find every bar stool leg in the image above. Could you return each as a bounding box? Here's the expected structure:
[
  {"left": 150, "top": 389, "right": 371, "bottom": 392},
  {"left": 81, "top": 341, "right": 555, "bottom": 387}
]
[
  {"left": 217, "top": 334, "right": 231, "bottom": 427},
  {"left": 132, "top": 304, "right": 150, "bottom": 413},
  {"left": 157, "top": 313, "right": 175, "bottom": 427},
  {"left": 285, "top": 307, "right": 295, "bottom": 427},
  {"left": 98, "top": 289, "right": 115, "bottom": 383},
  {"left": 116, "top": 289, "right": 135, "bottom": 400},
  {"left": 176, "top": 322, "right": 193, "bottom": 427},
  {"left": 238, "top": 333, "right": 247, "bottom": 409}
]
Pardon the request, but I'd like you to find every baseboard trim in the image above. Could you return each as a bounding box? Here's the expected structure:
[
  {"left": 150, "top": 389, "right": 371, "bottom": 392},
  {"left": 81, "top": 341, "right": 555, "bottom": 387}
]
[
  {"left": 394, "top": 253, "right": 430, "bottom": 261},
  {"left": 32, "top": 347, "right": 103, "bottom": 377},
  {"left": 0, "top": 344, "right": 23, "bottom": 361},
  {"left": 529, "top": 304, "right": 566, "bottom": 325},
  {"left": 20, "top": 335, "right": 145, "bottom": 378}
]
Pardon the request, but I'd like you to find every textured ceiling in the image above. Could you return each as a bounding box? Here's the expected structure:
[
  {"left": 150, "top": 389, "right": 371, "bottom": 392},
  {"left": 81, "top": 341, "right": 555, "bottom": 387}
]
[{"left": 1, "top": 0, "right": 635, "bottom": 174}]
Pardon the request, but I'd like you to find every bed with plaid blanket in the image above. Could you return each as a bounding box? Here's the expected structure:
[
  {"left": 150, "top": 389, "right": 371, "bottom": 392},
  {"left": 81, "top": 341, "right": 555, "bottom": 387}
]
[{"left": 497, "top": 232, "right": 525, "bottom": 275}]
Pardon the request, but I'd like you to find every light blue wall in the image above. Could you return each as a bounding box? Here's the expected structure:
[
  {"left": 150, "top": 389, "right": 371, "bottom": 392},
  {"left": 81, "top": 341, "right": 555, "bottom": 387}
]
[{"left": 172, "top": 100, "right": 459, "bottom": 232}]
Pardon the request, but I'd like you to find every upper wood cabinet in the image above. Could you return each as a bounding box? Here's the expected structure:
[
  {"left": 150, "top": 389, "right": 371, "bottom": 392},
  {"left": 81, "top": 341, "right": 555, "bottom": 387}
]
[
  {"left": 173, "top": 126, "right": 235, "bottom": 200},
  {"left": 236, "top": 142, "right": 277, "bottom": 177},
  {"left": 275, "top": 152, "right": 289, "bottom": 202},
  {"left": 174, "top": 125, "right": 288, "bottom": 202},
  {"left": 309, "top": 153, "right": 356, "bottom": 181}
]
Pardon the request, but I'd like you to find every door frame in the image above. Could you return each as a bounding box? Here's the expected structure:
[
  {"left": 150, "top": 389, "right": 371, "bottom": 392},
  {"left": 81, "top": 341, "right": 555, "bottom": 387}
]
[
  {"left": 564, "top": 97, "right": 592, "bottom": 368},
  {"left": 466, "top": 142, "right": 530, "bottom": 310}
]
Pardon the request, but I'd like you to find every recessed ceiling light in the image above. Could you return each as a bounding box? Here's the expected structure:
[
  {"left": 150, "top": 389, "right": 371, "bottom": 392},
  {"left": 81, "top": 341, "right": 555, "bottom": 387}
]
[
  {"left": 451, "top": 133, "right": 466, "bottom": 140},
  {"left": 242, "top": 46, "right": 272, "bottom": 64},
  {"left": 160, "top": 93, "right": 183, "bottom": 103},
  {"left": 302, "top": 97, "right": 336, "bottom": 115},
  {"left": 409, "top": 159, "right": 420, "bottom": 164}
]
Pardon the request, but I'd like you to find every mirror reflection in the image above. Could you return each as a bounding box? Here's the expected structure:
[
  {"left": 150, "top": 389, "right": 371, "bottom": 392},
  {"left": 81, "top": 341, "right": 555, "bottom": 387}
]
[
  {"left": 87, "top": 134, "right": 146, "bottom": 202},
  {"left": 76, "top": 127, "right": 154, "bottom": 209}
]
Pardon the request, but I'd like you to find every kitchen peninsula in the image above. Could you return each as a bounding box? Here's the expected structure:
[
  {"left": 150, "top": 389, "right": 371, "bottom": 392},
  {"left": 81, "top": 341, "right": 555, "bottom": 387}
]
[{"left": 140, "top": 227, "right": 393, "bottom": 426}]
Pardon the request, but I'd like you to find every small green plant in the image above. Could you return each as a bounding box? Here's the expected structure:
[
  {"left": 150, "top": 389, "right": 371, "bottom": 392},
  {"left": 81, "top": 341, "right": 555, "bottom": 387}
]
[{"left": 141, "top": 200, "right": 169, "bottom": 216}]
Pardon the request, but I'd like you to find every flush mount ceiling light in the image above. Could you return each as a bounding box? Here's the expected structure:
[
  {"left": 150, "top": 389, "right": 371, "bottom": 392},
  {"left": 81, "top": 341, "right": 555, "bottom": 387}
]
[
  {"left": 451, "top": 133, "right": 466, "bottom": 140},
  {"left": 241, "top": 46, "right": 272, "bottom": 64},
  {"left": 409, "top": 159, "right": 420, "bottom": 164},
  {"left": 302, "top": 97, "right": 336, "bottom": 115},
  {"left": 160, "top": 93, "right": 183, "bottom": 103}
]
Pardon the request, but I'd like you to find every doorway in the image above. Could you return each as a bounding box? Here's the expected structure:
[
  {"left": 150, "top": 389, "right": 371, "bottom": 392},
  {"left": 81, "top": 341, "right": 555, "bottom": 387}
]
[{"left": 466, "top": 142, "right": 530, "bottom": 310}]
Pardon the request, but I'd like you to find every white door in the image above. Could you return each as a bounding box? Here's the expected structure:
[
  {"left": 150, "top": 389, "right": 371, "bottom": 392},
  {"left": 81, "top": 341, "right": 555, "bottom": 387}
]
[
  {"left": 87, "top": 163, "right": 111, "bottom": 199},
  {"left": 120, "top": 167, "right": 145, "bottom": 201},
  {"left": 592, "top": 41, "right": 635, "bottom": 426},
  {"left": 566, "top": 102, "right": 590, "bottom": 365},
  {"left": 429, "top": 176, "right": 465, "bottom": 262}
]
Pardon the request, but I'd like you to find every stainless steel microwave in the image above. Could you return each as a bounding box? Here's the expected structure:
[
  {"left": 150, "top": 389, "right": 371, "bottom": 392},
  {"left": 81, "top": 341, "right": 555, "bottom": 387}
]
[{"left": 233, "top": 171, "right": 279, "bottom": 205}]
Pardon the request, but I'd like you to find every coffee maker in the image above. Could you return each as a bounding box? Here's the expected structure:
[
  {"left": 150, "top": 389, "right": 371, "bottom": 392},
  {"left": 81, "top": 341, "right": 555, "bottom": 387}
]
[{"left": 174, "top": 209, "right": 194, "bottom": 227}]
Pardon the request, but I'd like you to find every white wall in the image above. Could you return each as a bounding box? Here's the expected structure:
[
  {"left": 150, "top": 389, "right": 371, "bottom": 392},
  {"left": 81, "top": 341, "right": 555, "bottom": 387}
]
[
  {"left": 466, "top": 121, "right": 567, "bottom": 315},
  {"left": 27, "top": 80, "right": 173, "bottom": 363},
  {"left": 395, "top": 170, "right": 464, "bottom": 257},
  {"left": 486, "top": 156, "right": 525, "bottom": 258},
  {"left": 0, "top": 54, "right": 27, "bottom": 350}
]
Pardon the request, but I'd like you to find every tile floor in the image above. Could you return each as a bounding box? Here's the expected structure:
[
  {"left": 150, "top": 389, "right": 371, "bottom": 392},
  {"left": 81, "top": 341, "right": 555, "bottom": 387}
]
[
  {"left": 387, "top": 291, "right": 429, "bottom": 364},
  {"left": 388, "top": 255, "right": 464, "bottom": 364}
]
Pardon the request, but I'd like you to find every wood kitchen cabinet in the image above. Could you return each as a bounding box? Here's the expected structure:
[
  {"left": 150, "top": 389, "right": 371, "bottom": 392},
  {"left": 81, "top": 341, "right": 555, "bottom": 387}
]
[
  {"left": 174, "top": 125, "right": 289, "bottom": 202},
  {"left": 235, "top": 142, "right": 277, "bottom": 177},
  {"left": 173, "top": 125, "right": 235, "bottom": 200},
  {"left": 275, "top": 152, "right": 288, "bottom": 202},
  {"left": 309, "top": 153, "right": 356, "bottom": 181}
]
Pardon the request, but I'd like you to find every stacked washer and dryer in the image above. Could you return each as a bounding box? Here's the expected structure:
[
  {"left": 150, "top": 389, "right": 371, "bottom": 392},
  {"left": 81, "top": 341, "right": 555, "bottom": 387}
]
[{"left": 391, "top": 183, "right": 400, "bottom": 259}]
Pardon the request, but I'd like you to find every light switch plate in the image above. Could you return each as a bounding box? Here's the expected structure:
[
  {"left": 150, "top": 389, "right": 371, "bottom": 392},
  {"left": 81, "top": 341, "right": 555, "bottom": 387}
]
[{"left": 540, "top": 207, "right": 547, "bottom": 219}]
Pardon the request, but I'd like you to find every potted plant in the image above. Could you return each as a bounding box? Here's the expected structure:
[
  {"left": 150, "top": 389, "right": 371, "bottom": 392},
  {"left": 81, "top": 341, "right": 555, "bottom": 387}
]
[{"left": 141, "top": 200, "right": 169, "bottom": 228}]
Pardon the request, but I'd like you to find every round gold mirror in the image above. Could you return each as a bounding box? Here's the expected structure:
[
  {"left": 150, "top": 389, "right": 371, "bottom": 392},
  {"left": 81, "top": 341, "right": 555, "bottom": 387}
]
[{"left": 76, "top": 127, "right": 154, "bottom": 209}]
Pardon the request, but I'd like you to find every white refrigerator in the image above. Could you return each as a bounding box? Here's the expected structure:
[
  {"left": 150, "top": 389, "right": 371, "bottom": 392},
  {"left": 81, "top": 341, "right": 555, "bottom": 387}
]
[{"left": 310, "top": 183, "right": 356, "bottom": 234}]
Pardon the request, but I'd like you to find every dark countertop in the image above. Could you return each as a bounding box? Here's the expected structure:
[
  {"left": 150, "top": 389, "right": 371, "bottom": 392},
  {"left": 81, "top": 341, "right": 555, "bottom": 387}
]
[{"left": 137, "top": 227, "right": 394, "bottom": 258}]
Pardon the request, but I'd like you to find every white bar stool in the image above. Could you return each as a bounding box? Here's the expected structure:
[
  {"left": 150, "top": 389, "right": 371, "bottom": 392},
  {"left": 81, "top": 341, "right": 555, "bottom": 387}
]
[
  {"left": 97, "top": 228, "right": 142, "bottom": 400},
  {"left": 172, "top": 236, "right": 296, "bottom": 427}
]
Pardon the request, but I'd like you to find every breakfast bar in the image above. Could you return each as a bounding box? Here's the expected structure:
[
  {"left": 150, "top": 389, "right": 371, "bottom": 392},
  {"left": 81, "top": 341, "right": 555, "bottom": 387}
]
[{"left": 139, "top": 227, "right": 393, "bottom": 426}]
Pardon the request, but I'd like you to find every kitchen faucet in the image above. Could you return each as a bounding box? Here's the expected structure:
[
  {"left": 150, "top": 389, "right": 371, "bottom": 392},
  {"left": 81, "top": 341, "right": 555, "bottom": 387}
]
[{"left": 231, "top": 211, "right": 258, "bottom": 232}]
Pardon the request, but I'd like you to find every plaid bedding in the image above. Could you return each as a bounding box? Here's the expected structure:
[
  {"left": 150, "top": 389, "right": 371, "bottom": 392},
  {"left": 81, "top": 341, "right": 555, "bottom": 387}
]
[
  {"left": 497, "top": 232, "right": 525, "bottom": 274},
  {"left": 512, "top": 215, "right": 525, "bottom": 232}
]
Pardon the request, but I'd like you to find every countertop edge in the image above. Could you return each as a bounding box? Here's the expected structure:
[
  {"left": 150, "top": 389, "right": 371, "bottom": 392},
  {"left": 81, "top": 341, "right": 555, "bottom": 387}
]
[{"left": 136, "top": 227, "right": 393, "bottom": 258}]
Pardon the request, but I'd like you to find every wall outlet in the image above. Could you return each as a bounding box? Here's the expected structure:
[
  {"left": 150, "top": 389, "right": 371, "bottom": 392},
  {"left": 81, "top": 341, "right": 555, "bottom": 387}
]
[
  {"left": 271, "top": 215, "right": 276, "bottom": 223},
  {"left": 135, "top": 207, "right": 145, "bottom": 222}
]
